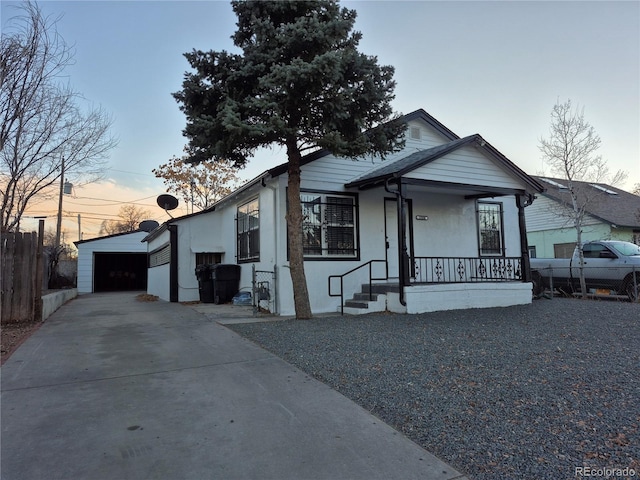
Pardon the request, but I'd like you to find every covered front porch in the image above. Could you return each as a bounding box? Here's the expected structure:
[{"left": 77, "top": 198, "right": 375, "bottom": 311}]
[
  {"left": 330, "top": 255, "right": 530, "bottom": 315},
  {"left": 334, "top": 133, "right": 543, "bottom": 315}
]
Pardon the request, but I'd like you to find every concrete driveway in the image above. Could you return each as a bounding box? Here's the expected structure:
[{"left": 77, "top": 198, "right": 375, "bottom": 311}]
[{"left": 1, "top": 292, "right": 466, "bottom": 480}]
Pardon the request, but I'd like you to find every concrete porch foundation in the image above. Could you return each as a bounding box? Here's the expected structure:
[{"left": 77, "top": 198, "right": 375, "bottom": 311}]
[{"left": 398, "top": 282, "right": 532, "bottom": 314}]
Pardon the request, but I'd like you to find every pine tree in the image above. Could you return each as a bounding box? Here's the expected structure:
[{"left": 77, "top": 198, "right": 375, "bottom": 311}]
[{"left": 174, "top": 0, "right": 405, "bottom": 318}]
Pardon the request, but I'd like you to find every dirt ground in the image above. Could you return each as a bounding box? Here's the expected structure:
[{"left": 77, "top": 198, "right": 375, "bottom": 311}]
[{"left": 1, "top": 321, "right": 42, "bottom": 366}]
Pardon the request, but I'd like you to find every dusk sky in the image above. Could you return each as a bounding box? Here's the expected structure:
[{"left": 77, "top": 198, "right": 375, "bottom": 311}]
[{"left": 3, "top": 0, "right": 638, "bottom": 238}]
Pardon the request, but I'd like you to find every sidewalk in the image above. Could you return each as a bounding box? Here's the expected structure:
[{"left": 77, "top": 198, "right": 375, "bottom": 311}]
[{"left": 1, "top": 293, "right": 467, "bottom": 480}]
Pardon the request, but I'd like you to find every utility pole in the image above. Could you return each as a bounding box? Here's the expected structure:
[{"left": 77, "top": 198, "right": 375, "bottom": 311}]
[{"left": 55, "top": 156, "right": 65, "bottom": 252}]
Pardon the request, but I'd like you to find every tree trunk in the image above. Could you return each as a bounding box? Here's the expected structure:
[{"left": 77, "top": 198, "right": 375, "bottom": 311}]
[
  {"left": 570, "top": 184, "right": 588, "bottom": 299},
  {"left": 285, "top": 138, "right": 312, "bottom": 319},
  {"left": 576, "top": 225, "right": 588, "bottom": 300}
]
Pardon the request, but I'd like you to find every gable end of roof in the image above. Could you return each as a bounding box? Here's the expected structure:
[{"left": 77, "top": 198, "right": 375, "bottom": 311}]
[
  {"left": 346, "top": 134, "right": 545, "bottom": 194},
  {"left": 402, "top": 109, "right": 460, "bottom": 141}
]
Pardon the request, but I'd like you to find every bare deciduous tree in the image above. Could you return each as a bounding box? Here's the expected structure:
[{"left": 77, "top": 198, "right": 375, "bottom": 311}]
[
  {"left": 152, "top": 155, "right": 241, "bottom": 213},
  {"left": 1, "top": 1, "right": 117, "bottom": 233},
  {"left": 99, "top": 205, "right": 153, "bottom": 236},
  {"left": 539, "top": 99, "right": 627, "bottom": 298},
  {"left": 42, "top": 227, "right": 75, "bottom": 288}
]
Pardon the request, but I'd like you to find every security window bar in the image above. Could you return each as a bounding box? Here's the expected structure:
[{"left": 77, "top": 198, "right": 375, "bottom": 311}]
[
  {"left": 477, "top": 202, "right": 504, "bottom": 256},
  {"left": 237, "top": 198, "right": 259, "bottom": 262},
  {"left": 302, "top": 193, "right": 357, "bottom": 258},
  {"left": 196, "top": 252, "right": 222, "bottom": 265}
]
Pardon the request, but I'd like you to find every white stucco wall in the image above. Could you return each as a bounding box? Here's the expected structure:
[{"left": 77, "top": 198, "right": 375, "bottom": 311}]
[
  {"left": 156, "top": 182, "right": 277, "bottom": 303},
  {"left": 270, "top": 182, "right": 528, "bottom": 316},
  {"left": 175, "top": 213, "right": 224, "bottom": 302},
  {"left": 76, "top": 231, "right": 148, "bottom": 294},
  {"left": 147, "top": 263, "right": 170, "bottom": 301},
  {"left": 404, "top": 282, "right": 533, "bottom": 314}
]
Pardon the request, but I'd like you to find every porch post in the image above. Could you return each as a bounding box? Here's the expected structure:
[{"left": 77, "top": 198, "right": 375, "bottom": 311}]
[
  {"left": 397, "top": 179, "right": 410, "bottom": 294},
  {"left": 516, "top": 195, "right": 531, "bottom": 282},
  {"left": 169, "top": 224, "right": 179, "bottom": 302}
]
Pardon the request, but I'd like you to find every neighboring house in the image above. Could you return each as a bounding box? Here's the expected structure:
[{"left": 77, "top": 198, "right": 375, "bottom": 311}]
[
  {"left": 144, "top": 108, "right": 544, "bottom": 315},
  {"left": 75, "top": 230, "right": 148, "bottom": 293},
  {"left": 525, "top": 176, "right": 640, "bottom": 258}
]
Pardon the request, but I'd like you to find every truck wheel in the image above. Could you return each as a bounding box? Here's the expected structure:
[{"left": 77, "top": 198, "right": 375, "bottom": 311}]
[{"left": 531, "top": 271, "right": 544, "bottom": 298}]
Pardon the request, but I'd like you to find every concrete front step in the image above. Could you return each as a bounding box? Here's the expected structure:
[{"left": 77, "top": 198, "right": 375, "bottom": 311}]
[
  {"left": 344, "top": 300, "right": 370, "bottom": 309},
  {"left": 340, "top": 284, "right": 399, "bottom": 315},
  {"left": 343, "top": 306, "right": 374, "bottom": 315},
  {"left": 342, "top": 292, "right": 388, "bottom": 315},
  {"left": 360, "top": 283, "right": 400, "bottom": 294},
  {"left": 352, "top": 292, "right": 381, "bottom": 302}
]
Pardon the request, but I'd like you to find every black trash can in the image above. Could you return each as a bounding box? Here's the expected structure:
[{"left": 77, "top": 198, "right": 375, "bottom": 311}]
[
  {"left": 195, "top": 264, "right": 214, "bottom": 303},
  {"left": 211, "top": 264, "right": 241, "bottom": 304}
]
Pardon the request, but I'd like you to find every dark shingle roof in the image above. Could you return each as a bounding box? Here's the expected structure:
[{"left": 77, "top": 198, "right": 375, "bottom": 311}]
[{"left": 534, "top": 176, "right": 640, "bottom": 228}]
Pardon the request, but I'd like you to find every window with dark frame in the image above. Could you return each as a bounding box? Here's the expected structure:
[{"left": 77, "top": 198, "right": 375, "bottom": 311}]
[
  {"left": 195, "top": 252, "right": 222, "bottom": 265},
  {"left": 477, "top": 202, "right": 504, "bottom": 256},
  {"left": 301, "top": 192, "right": 357, "bottom": 258},
  {"left": 237, "top": 198, "right": 259, "bottom": 262}
]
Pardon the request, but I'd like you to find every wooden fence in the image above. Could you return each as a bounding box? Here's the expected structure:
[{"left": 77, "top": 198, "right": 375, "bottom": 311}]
[{"left": 1, "top": 221, "right": 44, "bottom": 324}]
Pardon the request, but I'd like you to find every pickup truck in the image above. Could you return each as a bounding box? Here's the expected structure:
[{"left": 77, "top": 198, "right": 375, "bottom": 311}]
[{"left": 530, "top": 240, "right": 640, "bottom": 302}]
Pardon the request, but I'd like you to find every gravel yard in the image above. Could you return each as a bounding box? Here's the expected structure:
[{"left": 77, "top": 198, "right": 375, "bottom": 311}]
[{"left": 228, "top": 298, "right": 639, "bottom": 480}]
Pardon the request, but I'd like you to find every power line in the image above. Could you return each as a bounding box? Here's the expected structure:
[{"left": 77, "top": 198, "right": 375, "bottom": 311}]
[
  {"left": 72, "top": 194, "right": 157, "bottom": 202},
  {"left": 64, "top": 194, "right": 158, "bottom": 207},
  {"left": 106, "top": 168, "right": 156, "bottom": 177},
  {"left": 65, "top": 200, "right": 158, "bottom": 208},
  {"left": 24, "top": 211, "right": 121, "bottom": 219}
]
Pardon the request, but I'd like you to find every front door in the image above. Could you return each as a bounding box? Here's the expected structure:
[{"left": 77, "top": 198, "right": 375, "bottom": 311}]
[{"left": 384, "top": 198, "right": 413, "bottom": 279}]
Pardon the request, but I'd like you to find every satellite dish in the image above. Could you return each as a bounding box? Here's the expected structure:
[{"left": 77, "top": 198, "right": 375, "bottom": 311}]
[
  {"left": 139, "top": 220, "right": 160, "bottom": 232},
  {"left": 157, "top": 194, "right": 178, "bottom": 218},
  {"left": 157, "top": 194, "right": 178, "bottom": 211}
]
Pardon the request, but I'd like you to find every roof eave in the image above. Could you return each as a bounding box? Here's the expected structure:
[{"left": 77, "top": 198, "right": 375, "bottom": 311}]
[{"left": 141, "top": 222, "right": 169, "bottom": 243}]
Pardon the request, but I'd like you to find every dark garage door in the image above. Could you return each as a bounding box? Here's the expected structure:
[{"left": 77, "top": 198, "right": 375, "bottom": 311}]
[{"left": 94, "top": 253, "right": 148, "bottom": 292}]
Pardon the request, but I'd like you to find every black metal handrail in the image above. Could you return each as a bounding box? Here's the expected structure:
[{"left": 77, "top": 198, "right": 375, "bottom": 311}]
[
  {"left": 329, "top": 260, "right": 387, "bottom": 315},
  {"left": 412, "top": 256, "right": 523, "bottom": 284}
]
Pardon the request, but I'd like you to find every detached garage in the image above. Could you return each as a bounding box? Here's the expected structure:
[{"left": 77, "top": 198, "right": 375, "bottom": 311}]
[{"left": 75, "top": 231, "right": 148, "bottom": 294}]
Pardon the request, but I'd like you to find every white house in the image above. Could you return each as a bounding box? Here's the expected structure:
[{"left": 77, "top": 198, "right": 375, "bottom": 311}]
[
  {"left": 144, "top": 109, "right": 544, "bottom": 315},
  {"left": 75, "top": 230, "right": 148, "bottom": 294}
]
